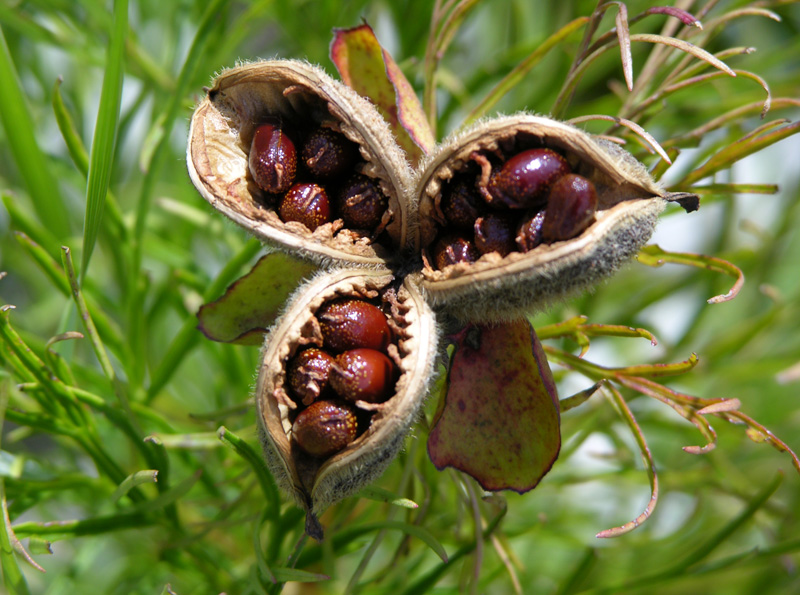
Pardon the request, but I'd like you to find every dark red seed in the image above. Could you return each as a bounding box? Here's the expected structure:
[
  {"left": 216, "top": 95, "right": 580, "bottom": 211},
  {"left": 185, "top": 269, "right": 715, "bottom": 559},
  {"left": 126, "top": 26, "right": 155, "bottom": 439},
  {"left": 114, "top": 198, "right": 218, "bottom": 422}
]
[
  {"left": 317, "top": 299, "right": 392, "bottom": 353},
  {"left": 473, "top": 214, "right": 516, "bottom": 256},
  {"left": 287, "top": 348, "right": 335, "bottom": 406},
  {"left": 278, "top": 183, "right": 332, "bottom": 231},
  {"left": 336, "top": 175, "right": 388, "bottom": 230},
  {"left": 432, "top": 234, "right": 479, "bottom": 270},
  {"left": 248, "top": 122, "right": 297, "bottom": 194},
  {"left": 542, "top": 174, "right": 598, "bottom": 242},
  {"left": 291, "top": 400, "right": 358, "bottom": 458},
  {"left": 301, "top": 127, "right": 358, "bottom": 179},
  {"left": 516, "top": 210, "right": 546, "bottom": 252},
  {"left": 441, "top": 178, "right": 484, "bottom": 230},
  {"left": 330, "top": 348, "right": 397, "bottom": 404},
  {"left": 487, "top": 148, "right": 570, "bottom": 209}
]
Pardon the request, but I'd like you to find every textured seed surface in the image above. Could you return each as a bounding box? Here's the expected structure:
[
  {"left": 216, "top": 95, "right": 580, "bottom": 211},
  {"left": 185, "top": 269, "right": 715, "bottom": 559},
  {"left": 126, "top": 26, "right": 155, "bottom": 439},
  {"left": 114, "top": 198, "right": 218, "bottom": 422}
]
[
  {"left": 330, "top": 348, "right": 397, "bottom": 404},
  {"left": 279, "top": 183, "right": 332, "bottom": 231},
  {"left": 433, "top": 235, "right": 479, "bottom": 269},
  {"left": 301, "top": 127, "right": 358, "bottom": 179},
  {"left": 317, "top": 299, "right": 392, "bottom": 353},
  {"left": 291, "top": 400, "right": 358, "bottom": 458},
  {"left": 542, "top": 174, "right": 598, "bottom": 241},
  {"left": 486, "top": 148, "right": 570, "bottom": 209},
  {"left": 336, "top": 174, "right": 389, "bottom": 230},
  {"left": 474, "top": 214, "right": 516, "bottom": 256},
  {"left": 249, "top": 122, "right": 297, "bottom": 194},
  {"left": 442, "top": 178, "right": 484, "bottom": 230},
  {"left": 288, "top": 348, "right": 335, "bottom": 406},
  {"left": 516, "top": 210, "right": 546, "bottom": 252}
]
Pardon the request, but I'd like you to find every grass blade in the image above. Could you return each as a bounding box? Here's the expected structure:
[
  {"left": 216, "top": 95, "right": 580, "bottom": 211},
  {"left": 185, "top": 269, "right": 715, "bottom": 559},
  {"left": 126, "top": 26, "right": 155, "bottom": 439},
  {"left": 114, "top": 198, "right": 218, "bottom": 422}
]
[
  {"left": 0, "top": 26, "right": 71, "bottom": 244},
  {"left": 81, "top": 0, "right": 128, "bottom": 281}
]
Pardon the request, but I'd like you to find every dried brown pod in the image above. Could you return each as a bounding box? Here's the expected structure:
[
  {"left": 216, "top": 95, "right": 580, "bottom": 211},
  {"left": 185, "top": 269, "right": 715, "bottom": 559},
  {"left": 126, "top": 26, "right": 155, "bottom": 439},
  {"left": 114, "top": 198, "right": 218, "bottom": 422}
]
[
  {"left": 255, "top": 269, "right": 438, "bottom": 539},
  {"left": 415, "top": 114, "right": 676, "bottom": 321},
  {"left": 187, "top": 60, "right": 415, "bottom": 266}
]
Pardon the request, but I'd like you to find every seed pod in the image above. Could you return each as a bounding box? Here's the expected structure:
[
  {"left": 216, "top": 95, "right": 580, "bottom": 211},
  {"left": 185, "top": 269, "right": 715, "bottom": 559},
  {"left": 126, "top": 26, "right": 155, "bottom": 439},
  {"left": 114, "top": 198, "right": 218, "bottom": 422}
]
[
  {"left": 187, "top": 60, "right": 415, "bottom": 266},
  {"left": 415, "top": 114, "right": 673, "bottom": 321},
  {"left": 255, "top": 269, "right": 438, "bottom": 539}
]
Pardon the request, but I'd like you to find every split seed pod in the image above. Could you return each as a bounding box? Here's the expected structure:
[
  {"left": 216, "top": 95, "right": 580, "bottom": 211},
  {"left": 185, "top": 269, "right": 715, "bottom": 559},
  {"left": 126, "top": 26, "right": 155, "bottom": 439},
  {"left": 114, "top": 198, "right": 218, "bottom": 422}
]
[
  {"left": 414, "top": 115, "right": 673, "bottom": 321},
  {"left": 255, "top": 269, "right": 438, "bottom": 539},
  {"left": 187, "top": 60, "right": 415, "bottom": 266}
]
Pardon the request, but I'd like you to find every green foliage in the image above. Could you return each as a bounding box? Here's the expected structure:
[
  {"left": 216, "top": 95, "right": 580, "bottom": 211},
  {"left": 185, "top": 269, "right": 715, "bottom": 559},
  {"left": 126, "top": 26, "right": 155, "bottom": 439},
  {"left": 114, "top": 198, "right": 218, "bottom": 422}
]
[{"left": 1, "top": 1, "right": 799, "bottom": 593}]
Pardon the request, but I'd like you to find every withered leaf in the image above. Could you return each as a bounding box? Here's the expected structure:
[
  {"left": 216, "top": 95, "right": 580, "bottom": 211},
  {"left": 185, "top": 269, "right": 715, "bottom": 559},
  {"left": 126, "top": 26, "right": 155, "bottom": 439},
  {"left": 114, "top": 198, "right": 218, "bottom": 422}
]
[
  {"left": 428, "top": 320, "right": 561, "bottom": 492},
  {"left": 197, "top": 253, "right": 316, "bottom": 345},
  {"left": 330, "top": 22, "right": 434, "bottom": 166}
]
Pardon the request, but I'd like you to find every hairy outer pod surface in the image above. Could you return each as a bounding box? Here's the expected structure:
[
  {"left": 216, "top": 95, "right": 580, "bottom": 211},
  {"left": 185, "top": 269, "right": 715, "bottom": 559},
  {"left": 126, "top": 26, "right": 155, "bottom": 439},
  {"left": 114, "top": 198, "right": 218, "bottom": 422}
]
[
  {"left": 255, "top": 269, "right": 438, "bottom": 539},
  {"left": 415, "top": 114, "right": 671, "bottom": 321},
  {"left": 187, "top": 60, "right": 415, "bottom": 266}
]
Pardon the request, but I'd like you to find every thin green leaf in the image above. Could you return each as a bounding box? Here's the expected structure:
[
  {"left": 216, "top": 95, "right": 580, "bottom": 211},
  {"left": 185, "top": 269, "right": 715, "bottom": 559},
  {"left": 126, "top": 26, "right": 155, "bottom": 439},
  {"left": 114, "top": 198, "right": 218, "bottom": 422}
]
[
  {"left": 637, "top": 245, "right": 745, "bottom": 304},
  {"left": 81, "top": 0, "right": 128, "bottom": 280},
  {"left": 612, "top": 2, "right": 634, "bottom": 91},
  {"left": 690, "top": 183, "right": 778, "bottom": 195},
  {"left": 465, "top": 17, "right": 588, "bottom": 124},
  {"left": 12, "top": 511, "right": 152, "bottom": 541},
  {"left": 62, "top": 246, "right": 137, "bottom": 428},
  {"left": 596, "top": 385, "right": 659, "bottom": 538},
  {"left": 356, "top": 485, "right": 419, "bottom": 509},
  {"left": 52, "top": 77, "right": 89, "bottom": 175},
  {"left": 568, "top": 114, "right": 671, "bottom": 163},
  {"left": 0, "top": 379, "right": 35, "bottom": 593},
  {"left": 218, "top": 426, "right": 280, "bottom": 521},
  {"left": 700, "top": 8, "right": 782, "bottom": 34},
  {"left": 53, "top": 78, "right": 128, "bottom": 243},
  {"left": 628, "top": 33, "right": 736, "bottom": 77},
  {"left": 271, "top": 567, "right": 329, "bottom": 583},
  {"left": 0, "top": 26, "right": 71, "bottom": 243},
  {"left": 666, "top": 98, "right": 800, "bottom": 147},
  {"left": 559, "top": 381, "right": 605, "bottom": 413},
  {"left": 111, "top": 470, "right": 158, "bottom": 503},
  {"left": 145, "top": 432, "right": 221, "bottom": 449}
]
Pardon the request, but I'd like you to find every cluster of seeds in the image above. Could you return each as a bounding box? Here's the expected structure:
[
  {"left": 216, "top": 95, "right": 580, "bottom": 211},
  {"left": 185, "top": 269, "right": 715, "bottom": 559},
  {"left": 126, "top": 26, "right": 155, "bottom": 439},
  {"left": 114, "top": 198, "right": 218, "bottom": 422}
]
[
  {"left": 287, "top": 297, "right": 399, "bottom": 458},
  {"left": 429, "top": 146, "right": 598, "bottom": 270},
  {"left": 248, "top": 119, "right": 390, "bottom": 237}
]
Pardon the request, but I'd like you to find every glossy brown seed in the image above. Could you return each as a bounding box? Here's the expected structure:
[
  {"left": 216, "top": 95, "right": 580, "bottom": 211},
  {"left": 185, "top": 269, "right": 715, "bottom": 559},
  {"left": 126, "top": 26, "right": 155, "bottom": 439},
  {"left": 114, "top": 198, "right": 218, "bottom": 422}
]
[
  {"left": 432, "top": 234, "right": 479, "bottom": 270},
  {"left": 287, "top": 348, "right": 335, "bottom": 406},
  {"left": 336, "top": 174, "right": 388, "bottom": 230},
  {"left": 317, "top": 299, "right": 392, "bottom": 353},
  {"left": 291, "top": 400, "right": 358, "bottom": 458},
  {"left": 330, "top": 348, "right": 397, "bottom": 404},
  {"left": 249, "top": 121, "right": 297, "bottom": 194},
  {"left": 485, "top": 148, "right": 570, "bottom": 209},
  {"left": 516, "top": 210, "right": 546, "bottom": 252},
  {"left": 542, "top": 174, "right": 598, "bottom": 242},
  {"left": 441, "top": 178, "right": 484, "bottom": 230},
  {"left": 474, "top": 214, "right": 516, "bottom": 256},
  {"left": 301, "top": 127, "right": 359, "bottom": 179},
  {"left": 278, "top": 183, "right": 332, "bottom": 231}
]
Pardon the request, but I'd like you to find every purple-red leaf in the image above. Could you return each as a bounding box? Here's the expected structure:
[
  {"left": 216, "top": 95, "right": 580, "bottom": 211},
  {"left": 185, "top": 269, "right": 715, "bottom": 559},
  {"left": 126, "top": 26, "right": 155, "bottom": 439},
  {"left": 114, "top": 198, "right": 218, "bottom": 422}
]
[
  {"left": 330, "top": 23, "right": 434, "bottom": 166},
  {"left": 428, "top": 320, "right": 560, "bottom": 492},
  {"left": 197, "top": 253, "right": 316, "bottom": 345}
]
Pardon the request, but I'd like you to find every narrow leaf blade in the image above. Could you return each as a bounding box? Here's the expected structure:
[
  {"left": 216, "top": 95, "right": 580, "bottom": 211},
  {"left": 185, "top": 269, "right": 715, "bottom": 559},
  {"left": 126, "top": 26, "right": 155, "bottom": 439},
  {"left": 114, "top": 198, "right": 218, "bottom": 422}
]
[{"left": 81, "top": 0, "right": 128, "bottom": 280}]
